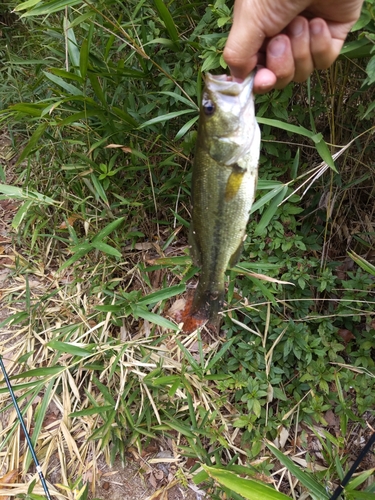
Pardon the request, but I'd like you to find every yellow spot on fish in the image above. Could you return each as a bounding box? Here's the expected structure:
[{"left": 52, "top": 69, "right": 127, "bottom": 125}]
[{"left": 225, "top": 171, "right": 244, "bottom": 202}]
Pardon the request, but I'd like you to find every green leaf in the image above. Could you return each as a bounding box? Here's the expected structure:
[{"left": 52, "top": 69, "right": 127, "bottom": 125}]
[
  {"left": 175, "top": 114, "right": 199, "bottom": 140},
  {"left": 16, "top": 123, "right": 48, "bottom": 166},
  {"left": 47, "top": 341, "right": 94, "bottom": 358},
  {"left": 80, "top": 38, "right": 89, "bottom": 79},
  {"left": 132, "top": 306, "right": 179, "bottom": 331},
  {"left": 254, "top": 185, "right": 288, "bottom": 236},
  {"left": 11, "top": 200, "right": 33, "bottom": 230},
  {"left": 266, "top": 443, "right": 330, "bottom": 499},
  {"left": 58, "top": 246, "right": 92, "bottom": 272},
  {"left": 202, "top": 465, "right": 290, "bottom": 500},
  {"left": 250, "top": 184, "right": 287, "bottom": 214},
  {"left": 314, "top": 139, "right": 337, "bottom": 172},
  {"left": 346, "top": 468, "right": 375, "bottom": 491},
  {"left": 138, "top": 284, "right": 186, "bottom": 306},
  {"left": 69, "top": 405, "right": 115, "bottom": 417},
  {"left": 11, "top": 366, "right": 65, "bottom": 379},
  {"left": 64, "top": 18, "right": 80, "bottom": 71},
  {"left": 91, "top": 241, "right": 122, "bottom": 258},
  {"left": 14, "top": 0, "right": 42, "bottom": 11},
  {"left": 43, "top": 71, "right": 83, "bottom": 96},
  {"left": 0, "top": 184, "right": 56, "bottom": 205},
  {"left": 92, "top": 217, "right": 125, "bottom": 242},
  {"left": 26, "top": 379, "right": 56, "bottom": 469},
  {"left": 139, "top": 109, "right": 195, "bottom": 129},
  {"left": 348, "top": 251, "right": 375, "bottom": 277},
  {"left": 153, "top": 0, "right": 179, "bottom": 46},
  {"left": 257, "top": 117, "right": 314, "bottom": 139},
  {"left": 19, "top": 0, "right": 83, "bottom": 16}
]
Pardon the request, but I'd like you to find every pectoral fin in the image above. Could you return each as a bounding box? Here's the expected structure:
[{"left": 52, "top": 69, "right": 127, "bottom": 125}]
[{"left": 225, "top": 163, "right": 245, "bottom": 202}]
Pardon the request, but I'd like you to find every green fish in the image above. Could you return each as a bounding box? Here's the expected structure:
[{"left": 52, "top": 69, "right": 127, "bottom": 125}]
[{"left": 188, "top": 72, "right": 260, "bottom": 325}]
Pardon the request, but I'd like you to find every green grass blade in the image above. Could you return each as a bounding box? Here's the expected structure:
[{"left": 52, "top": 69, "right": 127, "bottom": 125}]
[
  {"left": 19, "top": 0, "right": 83, "bottom": 16},
  {"left": 153, "top": 0, "right": 179, "bottom": 46},
  {"left": 43, "top": 71, "right": 83, "bottom": 96},
  {"left": 250, "top": 184, "right": 286, "bottom": 214},
  {"left": 92, "top": 217, "right": 125, "bottom": 242},
  {"left": 348, "top": 251, "right": 375, "bottom": 277},
  {"left": 137, "top": 284, "right": 186, "bottom": 306},
  {"left": 80, "top": 38, "right": 89, "bottom": 79},
  {"left": 254, "top": 185, "right": 288, "bottom": 236},
  {"left": 10, "top": 366, "right": 65, "bottom": 379},
  {"left": 91, "top": 241, "right": 122, "bottom": 258},
  {"left": 16, "top": 123, "right": 48, "bottom": 166},
  {"left": 266, "top": 443, "right": 330, "bottom": 499},
  {"left": 202, "top": 465, "right": 290, "bottom": 500},
  {"left": 47, "top": 341, "right": 94, "bottom": 358},
  {"left": 132, "top": 306, "right": 179, "bottom": 331},
  {"left": 139, "top": 109, "right": 195, "bottom": 129},
  {"left": 26, "top": 378, "right": 57, "bottom": 470},
  {"left": 69, "top": 405, "right": 114, "bottom": 417}
]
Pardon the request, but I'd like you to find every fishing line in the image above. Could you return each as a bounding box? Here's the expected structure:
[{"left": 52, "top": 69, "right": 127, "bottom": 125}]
[
  {"left": 0, "top": 356, "right": 52, "bottom": 500},
  {"left": 329, "top": 430, "right": 375, "bottom": 500}
]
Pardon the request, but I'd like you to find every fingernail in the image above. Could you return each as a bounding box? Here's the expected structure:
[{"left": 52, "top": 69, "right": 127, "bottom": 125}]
[
  {"left": 290, "top": 18, "right": 304, "bottom": 36},
  {"left": 269, "top": 37, "right": 286, "bottom": 57},
  {"left": 310, "top": 20, "right": 322, "bottom": 35}
]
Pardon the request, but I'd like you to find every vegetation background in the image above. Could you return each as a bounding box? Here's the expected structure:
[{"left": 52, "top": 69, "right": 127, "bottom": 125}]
[{"left": 0, "top": 0, "right": 375, "bottom": 498}]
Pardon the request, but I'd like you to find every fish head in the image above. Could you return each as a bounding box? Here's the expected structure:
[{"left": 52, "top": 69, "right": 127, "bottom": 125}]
[{"left": 199, "top": 73, "right": 258, "bottom": 164}]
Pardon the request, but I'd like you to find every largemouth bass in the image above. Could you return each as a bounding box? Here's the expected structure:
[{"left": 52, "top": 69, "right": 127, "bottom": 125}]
[{"left": 188, "top": 72, "right": 260, "bottom": 325}]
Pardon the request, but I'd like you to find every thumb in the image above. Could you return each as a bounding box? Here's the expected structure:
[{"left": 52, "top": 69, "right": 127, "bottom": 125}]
[
  {"left": 223, "top": 0, "right": 310, "bottom": 80},
  {"left": 223, "top": 1, "right": 265, "bottom": 80}
]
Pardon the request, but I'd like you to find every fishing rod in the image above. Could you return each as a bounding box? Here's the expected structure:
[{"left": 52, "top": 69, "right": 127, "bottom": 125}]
[
  {"left": 0, "top": 356, "right": 52, "bottom": 500},
  {"left": 329, "top": 429, "right": 375, "bottom": 500}
]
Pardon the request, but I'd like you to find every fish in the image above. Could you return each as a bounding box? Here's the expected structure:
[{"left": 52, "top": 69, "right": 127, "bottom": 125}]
[{"left": 187, "top": 72, "right": 260, "bottom": 327}]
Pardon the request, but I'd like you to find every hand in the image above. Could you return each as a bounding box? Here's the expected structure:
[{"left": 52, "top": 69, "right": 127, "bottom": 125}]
[{"left": 223, "top": 0, "right": 364, "bottom": 93}]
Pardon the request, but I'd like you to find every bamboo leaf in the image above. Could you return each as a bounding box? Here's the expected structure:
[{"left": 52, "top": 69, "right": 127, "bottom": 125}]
[
  {"left": 16, "top": 123, "right": 48, "bottom": 165},
  {"left": 92, "top": 217, "right": 125, "bottom": 242},
  {"left": 47, "top": 341, "right": 94, "bottom": 358},
  {"left": 348, "top": 251, "right": 375, "bottom": 277},
  {"left": 138, "top": 284, "right": 186, "bottom": 306},
  {"left": 250, "top": 184, "right": 286, "bottom": 214},
  {"left": 153, "top": 0, "right": 179, "bottom": 46},
  {"left": 132, "top": 306, "right": 179, "bottom": 331},
  {"left": 254, "top": 185, "right": 288, "bottom": 236},
  {"left": 80, "top": 38, "right": 89, "bottom": 79},
  {"left": 139, "top": 109, "right": 195, "bottom": 129},
  {"left": 266, "top": 443, "right": 330, "bottom": 499},
  {"left": 43, "top": 71, "right": 83, "bottom": 96},
  {"left": 69, "top": 405, "right": 114, "bottom": 417},
  {"left": 19, "top": 0, "right": 83, "bottom": 16},
  {"left": 11, "top": 366, "right": 65, "bottom": 379},
  {"left": 202, "top": 465, "right": 290, "bottom": 500},
  {"left": 91, "top": 241, "right": 122, "bottom": 258}
]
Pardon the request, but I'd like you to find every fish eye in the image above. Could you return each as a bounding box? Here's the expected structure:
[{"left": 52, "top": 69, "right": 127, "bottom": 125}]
[{"left": 202, "top": 98, "right": 215, "bottom": 116}]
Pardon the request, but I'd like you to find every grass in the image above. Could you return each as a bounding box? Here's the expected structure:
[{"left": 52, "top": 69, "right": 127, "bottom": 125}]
[{"left": 0, "top": 0, "right": 375, "bottom": 499}]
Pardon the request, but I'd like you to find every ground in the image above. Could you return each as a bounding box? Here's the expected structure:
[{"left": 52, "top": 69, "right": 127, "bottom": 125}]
[{"left": 0, "top": 130, "right": 202, "bottom": 500}]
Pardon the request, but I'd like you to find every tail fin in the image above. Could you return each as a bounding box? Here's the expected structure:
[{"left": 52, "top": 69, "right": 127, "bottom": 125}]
[{"left": 190, "top": 280, "right": 225, "bottom": 325}]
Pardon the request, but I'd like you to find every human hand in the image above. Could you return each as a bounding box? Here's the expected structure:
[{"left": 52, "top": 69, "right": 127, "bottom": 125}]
[{"left": 223, "top": 0, "right": 364, "bottom": 93}]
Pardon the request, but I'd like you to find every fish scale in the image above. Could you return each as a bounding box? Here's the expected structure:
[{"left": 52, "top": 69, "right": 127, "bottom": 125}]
[{"left": 188, "top": 72, "right": 260, "bottom": 325}]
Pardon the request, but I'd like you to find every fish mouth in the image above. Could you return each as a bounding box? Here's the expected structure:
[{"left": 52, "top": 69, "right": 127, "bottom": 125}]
[
  {"left": 205, "top": 72, "right": 255, "bottom": 111},
  {"left": 205, "top": 72, "right": 255, "bottom": 97}
]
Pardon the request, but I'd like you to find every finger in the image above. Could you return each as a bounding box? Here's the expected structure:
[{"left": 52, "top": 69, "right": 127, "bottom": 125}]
[
  {"left": 287, "top": 16, "right": 314, "bottom": 82},
  {"left": 266, "top": 34, "right": 295, "bottom": 89},
  {"left": 252, "top": 68, "right": 277, "bottom": 94},
  {"left": 309, "top": 18, "right": 344, "bottom": 69},
  {"left": 224, "top": 0, "right": 266, "bottom": 80}
]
